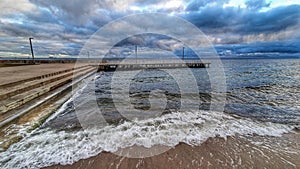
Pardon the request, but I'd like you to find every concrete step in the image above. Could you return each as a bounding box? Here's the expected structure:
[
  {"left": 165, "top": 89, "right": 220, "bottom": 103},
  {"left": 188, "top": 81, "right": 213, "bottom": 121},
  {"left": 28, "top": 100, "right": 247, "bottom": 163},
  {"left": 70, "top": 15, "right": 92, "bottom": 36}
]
[
  {"left": 0, "top": 65, "right": 90, "bottom": 89},
  {"left": 0, "top": 67, "right": 96, "bottom": 115},
  {"left": 0, "top": 66, "right": 91, "bottom": 100},
  {"left": 0, "top": 69, "right": 96, "bottom": 128}
]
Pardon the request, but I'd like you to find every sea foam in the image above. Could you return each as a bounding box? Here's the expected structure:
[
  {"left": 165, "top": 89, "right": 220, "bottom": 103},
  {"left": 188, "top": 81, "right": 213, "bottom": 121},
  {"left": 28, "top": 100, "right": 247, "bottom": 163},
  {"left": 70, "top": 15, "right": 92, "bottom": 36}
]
[{"left": 0, "top": 110, "right": 295, "bottom": 169}]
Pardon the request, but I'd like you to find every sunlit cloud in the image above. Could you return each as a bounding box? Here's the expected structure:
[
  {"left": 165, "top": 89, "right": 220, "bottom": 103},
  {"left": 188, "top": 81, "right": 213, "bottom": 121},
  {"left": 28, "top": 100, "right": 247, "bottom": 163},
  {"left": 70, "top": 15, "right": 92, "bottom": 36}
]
[
  {"left": 270, "top": 0, "right": 300, "bottom": 8},
  {"left": 0, "top": 0, "right": 36, "bottom": 16},
  {"left": 129, "top": 0, "right": 186, "bottom": 12}
]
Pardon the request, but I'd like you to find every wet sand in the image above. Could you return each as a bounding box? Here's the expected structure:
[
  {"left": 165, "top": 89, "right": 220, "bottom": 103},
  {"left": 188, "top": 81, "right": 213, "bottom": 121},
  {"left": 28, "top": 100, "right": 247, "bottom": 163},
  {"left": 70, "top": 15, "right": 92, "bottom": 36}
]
[{"left": 45, "top": 131, "right": 300, "bottom": 169}]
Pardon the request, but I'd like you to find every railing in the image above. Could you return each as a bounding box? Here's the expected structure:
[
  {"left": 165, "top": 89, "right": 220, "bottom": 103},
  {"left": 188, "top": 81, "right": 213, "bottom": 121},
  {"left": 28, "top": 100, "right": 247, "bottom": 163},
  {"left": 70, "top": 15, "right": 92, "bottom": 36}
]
[{"left": 98, "top": 60, "right": 210, "bottom": 71}]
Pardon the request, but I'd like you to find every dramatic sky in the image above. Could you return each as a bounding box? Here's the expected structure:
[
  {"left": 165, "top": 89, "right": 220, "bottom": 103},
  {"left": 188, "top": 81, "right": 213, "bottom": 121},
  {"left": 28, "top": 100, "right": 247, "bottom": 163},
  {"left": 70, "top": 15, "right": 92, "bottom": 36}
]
[{"left": 0, "top": 0, "right": 299, "bottom": 57}]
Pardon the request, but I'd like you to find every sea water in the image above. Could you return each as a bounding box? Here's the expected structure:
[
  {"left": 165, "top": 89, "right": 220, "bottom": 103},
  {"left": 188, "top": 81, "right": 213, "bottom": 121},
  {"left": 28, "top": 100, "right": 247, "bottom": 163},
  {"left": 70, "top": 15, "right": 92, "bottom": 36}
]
[{"left": 0, "top": 59, "right": 299, "bottom": 168}]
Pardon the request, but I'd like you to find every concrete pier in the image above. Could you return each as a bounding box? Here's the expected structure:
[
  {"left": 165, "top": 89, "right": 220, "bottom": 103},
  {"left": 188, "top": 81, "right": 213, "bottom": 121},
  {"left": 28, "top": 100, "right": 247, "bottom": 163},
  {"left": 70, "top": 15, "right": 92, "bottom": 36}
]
[
  {"left": 0, "top": 63, "right": 96, "bottom": 128},
  {"left": 0, "top": 63, "right": 80, "bottom": 86}
]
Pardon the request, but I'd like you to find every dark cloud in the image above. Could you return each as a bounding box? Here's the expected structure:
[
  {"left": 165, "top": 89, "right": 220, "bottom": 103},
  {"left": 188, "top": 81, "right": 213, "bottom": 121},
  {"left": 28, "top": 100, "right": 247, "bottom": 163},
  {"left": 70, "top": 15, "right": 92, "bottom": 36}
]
[
  {"left": 240, "top": 5, "right": 300, "bottom": 34},
  {"left": 0, "top": 0, "right": 300, "bottom": 57},
  {"left": 245, "top": 0, "right": 271, "bottom": 10},
  {"left": 29, "top": 0, "right": 129, "bottom": 27},
  {"left": 30, "top": 0, "right": 99, "bottom": 26},
  {"left": 183, "top": 4, "right": 300, "bottom": 43},
  {"left": 184, "top": 6, "right": 238, "bottom": 31},
  {"left": 114, "top": 34, "right": 184, "bottom": 51}
]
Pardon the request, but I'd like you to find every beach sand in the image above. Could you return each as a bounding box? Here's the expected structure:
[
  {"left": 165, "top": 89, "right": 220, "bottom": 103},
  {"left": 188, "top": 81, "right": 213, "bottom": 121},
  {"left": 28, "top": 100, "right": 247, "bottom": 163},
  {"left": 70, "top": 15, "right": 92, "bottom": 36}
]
[{"left": 45, "top": 131, "right": 300, "bottom": 169}]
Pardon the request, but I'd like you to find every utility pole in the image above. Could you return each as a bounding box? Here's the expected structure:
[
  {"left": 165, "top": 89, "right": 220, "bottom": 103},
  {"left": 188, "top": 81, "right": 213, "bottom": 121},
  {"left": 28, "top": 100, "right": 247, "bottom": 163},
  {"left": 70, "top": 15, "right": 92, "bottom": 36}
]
[
  {"left": 29, "top": 38, "right": 35, "bottom": 63},
  {"left": 87, "top": 51, "right": 90, "bottom": 58},
  {"left": 135, "top": 45, "right": 137, "bottom": 64},
  {"left": 182, "top": 47, "right": 185, "bottom": 61}
]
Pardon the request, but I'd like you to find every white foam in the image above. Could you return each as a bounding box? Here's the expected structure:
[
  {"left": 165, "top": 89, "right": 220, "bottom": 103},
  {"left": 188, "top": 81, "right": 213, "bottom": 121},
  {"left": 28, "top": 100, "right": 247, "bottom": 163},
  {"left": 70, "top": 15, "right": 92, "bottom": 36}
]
[{"left": 0, "top": 110, "right": 295, "bottom": 169}]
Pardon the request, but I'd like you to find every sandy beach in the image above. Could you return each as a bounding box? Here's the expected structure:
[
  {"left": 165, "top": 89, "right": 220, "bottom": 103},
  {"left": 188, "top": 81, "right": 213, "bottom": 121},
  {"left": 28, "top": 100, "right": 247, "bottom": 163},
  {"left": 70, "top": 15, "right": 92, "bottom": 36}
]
[{"left": 45, "top": 131, "right": 300, "bottom": 169}]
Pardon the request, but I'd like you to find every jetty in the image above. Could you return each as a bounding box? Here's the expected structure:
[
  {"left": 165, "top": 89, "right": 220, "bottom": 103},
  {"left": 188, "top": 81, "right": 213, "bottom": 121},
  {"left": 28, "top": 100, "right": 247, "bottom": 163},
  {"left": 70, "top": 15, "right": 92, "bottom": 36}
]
[{"left": 98, "top": 60, "right": 210, "bottom": 71}]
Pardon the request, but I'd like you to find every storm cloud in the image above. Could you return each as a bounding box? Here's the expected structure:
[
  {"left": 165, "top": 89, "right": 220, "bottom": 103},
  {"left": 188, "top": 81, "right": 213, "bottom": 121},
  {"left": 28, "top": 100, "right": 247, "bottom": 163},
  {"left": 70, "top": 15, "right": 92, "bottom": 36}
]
[
  {"left": 183, "top": 4, "right": 300, "bottom": 43},
  {"left": 245, "top": 0, "right": 271, "bottom": 10},
  {"left": 0, "top": 0, "right": 299, "bottom": 57}
]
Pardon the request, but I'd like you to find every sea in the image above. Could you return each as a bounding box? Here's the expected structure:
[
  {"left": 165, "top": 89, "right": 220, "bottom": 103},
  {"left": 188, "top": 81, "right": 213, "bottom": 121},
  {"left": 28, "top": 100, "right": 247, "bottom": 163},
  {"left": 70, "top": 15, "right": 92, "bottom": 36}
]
[{"left": 0, "top": 58, "right": 299, "bottom": 168}]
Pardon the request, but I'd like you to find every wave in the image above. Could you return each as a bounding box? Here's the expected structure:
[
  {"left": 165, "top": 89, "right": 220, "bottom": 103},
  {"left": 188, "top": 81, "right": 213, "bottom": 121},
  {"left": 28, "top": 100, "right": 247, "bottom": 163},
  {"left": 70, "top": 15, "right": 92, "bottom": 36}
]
[{"left": 0, "top": 110, "right": 295, "bottom": 169}]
